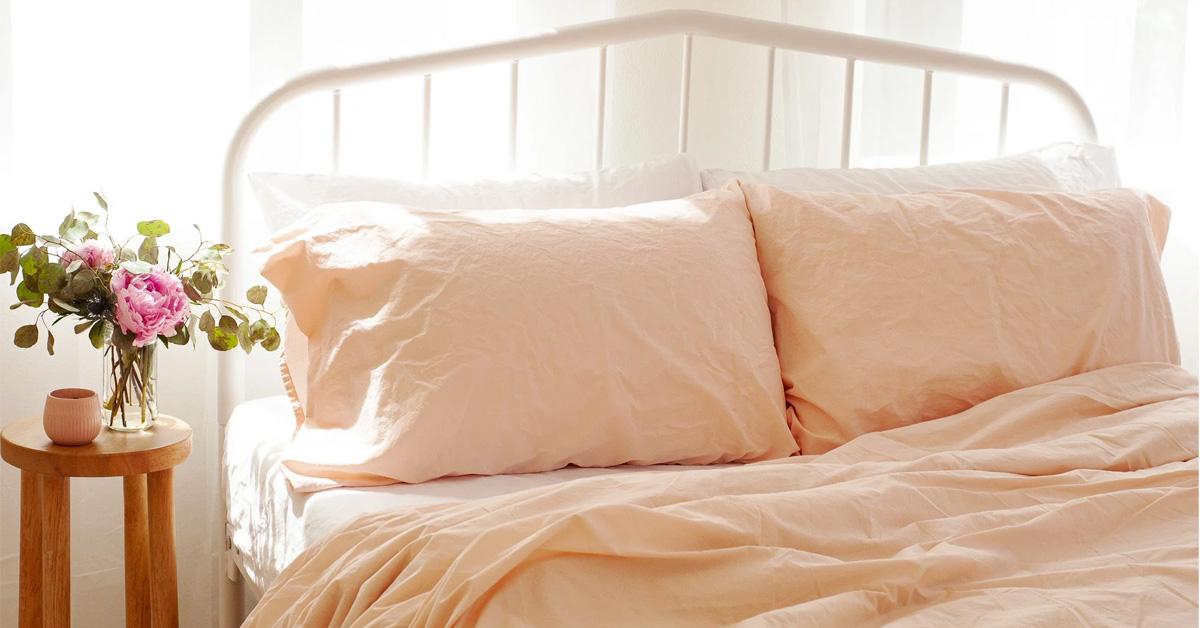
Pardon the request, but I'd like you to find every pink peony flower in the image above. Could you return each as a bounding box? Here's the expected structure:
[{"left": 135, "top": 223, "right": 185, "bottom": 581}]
[
  {"left": 61, "top": 241, "right": 115, "bottom": 270},
  {"left": 110, "top": 268, "right": 191, "bottom": 347}
]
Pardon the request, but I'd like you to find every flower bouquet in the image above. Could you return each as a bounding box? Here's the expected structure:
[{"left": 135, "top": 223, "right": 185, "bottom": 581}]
[{"left": 2, "top": 193, "right": 279, "bottom": 430}]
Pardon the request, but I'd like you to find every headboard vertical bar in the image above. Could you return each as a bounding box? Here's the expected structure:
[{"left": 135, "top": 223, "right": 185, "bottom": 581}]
[
  {"left": 997, "top": 82, "right": 1010, "bottom": 156},
  {"left": 840, "top": 58, "right": 855, "bottom": 168},
  {"left": 678, "top": 33, "right": 693, "bottom": 153},
  {"left": 331, "top": 90, "right": 342, "bottom": 173},
  {"left": 919, "top": 70, "right": 932, "bottom": 166},
  {"left": 594, "top": 46, "right": 608, "bottom": 170},
  {"left": 762, "top": 46, "right": 776, "bottom": 171},
  {"left": 508, "top": 60, "right": 519, "bottom": 170},
  {"left": 421, "top": 74, "right": 432, "bottom": 180}
]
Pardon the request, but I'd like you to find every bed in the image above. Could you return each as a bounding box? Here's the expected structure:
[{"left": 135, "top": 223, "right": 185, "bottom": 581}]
[{"left": 217, "top": 9, "right": 1195, "bottom": 627}]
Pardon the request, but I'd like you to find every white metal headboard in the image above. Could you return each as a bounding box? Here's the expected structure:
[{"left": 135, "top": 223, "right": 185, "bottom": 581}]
[
  {"left": 218, "top": 8, "right": 1096, "bottom": 424},
  {"left": 216, "top": 10, "right": 1096, "bottom": 620}
]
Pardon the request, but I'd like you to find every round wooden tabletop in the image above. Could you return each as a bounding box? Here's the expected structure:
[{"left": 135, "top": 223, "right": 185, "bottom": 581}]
[{"left": 1, "top": 415, "right": 191, "bottom": 477}]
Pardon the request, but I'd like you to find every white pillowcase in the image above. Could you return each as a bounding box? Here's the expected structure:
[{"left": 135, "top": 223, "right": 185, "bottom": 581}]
[
  {"left": 251, "top": 153, "right": 702, "bottom": 233},
  {"left": 701, "top": 143, "right": 1119, "bottom": 193}
]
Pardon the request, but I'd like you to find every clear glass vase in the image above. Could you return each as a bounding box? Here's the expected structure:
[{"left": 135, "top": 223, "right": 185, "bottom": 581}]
[{"left": 102, "top": 341, "right": 158, "bottom": 431}]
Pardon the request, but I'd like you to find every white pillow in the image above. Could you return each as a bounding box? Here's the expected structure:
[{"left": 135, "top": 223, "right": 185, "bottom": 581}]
[
  {"left": 251, "top": 153, "right": 702, "bottom": 233},
  {"left": 701, "top": 143, "right": 1119, "bottom": 193}
]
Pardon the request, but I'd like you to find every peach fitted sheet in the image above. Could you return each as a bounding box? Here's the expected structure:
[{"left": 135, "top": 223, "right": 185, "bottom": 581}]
[{"left": 246, "top": 362, "right": 1198, "bottom": 627}]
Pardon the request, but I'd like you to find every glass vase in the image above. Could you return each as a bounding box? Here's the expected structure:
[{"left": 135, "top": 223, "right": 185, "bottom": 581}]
[{"left": 102, "top": 341, "right": 158, "bottom": 431}]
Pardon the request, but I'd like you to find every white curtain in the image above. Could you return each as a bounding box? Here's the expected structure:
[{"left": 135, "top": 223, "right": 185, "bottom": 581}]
[{"left": 1, "top": 2, "right": 1195, "bottom": 626}]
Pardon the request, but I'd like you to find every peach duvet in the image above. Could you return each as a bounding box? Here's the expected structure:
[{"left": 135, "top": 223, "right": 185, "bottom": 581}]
[{"left": 247, "top": 362, "right": 1198, "bottom": 627}]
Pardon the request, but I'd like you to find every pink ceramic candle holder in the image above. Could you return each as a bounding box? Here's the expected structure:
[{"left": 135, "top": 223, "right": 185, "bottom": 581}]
[{"left": 43, "top": 388, "right": 103, "bottom": 446}]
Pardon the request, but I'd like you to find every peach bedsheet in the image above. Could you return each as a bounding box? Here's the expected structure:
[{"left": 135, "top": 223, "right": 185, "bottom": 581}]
[{"left": 247, "top": 363, "right": 1198, "bottom": 627}]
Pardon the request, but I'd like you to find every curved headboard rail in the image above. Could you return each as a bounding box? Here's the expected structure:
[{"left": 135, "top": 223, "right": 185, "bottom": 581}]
[{"left": 218, "top": 8, "right": 1098, "bottom": 426}]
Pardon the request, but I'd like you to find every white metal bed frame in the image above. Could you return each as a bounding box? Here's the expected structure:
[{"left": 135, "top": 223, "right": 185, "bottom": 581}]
[{"left": 216, "top": 9, "right": 1097, "bottom": 624}]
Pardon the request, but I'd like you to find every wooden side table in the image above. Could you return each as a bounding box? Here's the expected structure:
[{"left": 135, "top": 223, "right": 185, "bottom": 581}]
[{"left": 1, "top": 415, "right": 191, "bottom": 628}]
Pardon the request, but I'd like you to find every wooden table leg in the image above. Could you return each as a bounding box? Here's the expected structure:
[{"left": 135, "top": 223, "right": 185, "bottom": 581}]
[
  {"left": 18, "top": 471, "right": 43, "bottom": 628},
  {"left": 148, "top": 468, "right": 179, "bottom": 627},
  {"left": 124, "top": 474, "right": 152, "bottom": 628},
  {"left": 42, "top": 474, "right": 70, "bottom": 627}
]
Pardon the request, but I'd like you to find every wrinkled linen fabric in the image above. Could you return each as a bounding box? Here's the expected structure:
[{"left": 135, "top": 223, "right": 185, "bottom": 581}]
[
  {"left": 740, "top": 183, "right": 1179, "bottom": 453},
  {"left": 245, "top": 363, "right": 1198, "bottom": 628},
  {"left": 701, "top": 142, "right": 1119, "bottom": 194},
  {"left": 253, "top": 154, "right": 704, "bottom": 428},
  {"left": 258, "top": 188, "right": 795, "bottom": 490}
]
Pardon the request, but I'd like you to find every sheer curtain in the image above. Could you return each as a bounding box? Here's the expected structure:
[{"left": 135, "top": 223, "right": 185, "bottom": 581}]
[
  {"left": 0, "top": 2, "right": 248, "bottom": 625},
  {"left": 1, "top": 2, "right": 1194, "bottom": 626}
]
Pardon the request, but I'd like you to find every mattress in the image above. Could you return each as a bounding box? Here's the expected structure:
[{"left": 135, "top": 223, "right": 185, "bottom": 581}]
[{"left": 224, "top": 396, "right": 733, "bottom": 592}]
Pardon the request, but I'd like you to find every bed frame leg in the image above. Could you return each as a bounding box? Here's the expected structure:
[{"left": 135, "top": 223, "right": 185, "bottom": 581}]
[{"left": 219, "top": 549, "right": 245, "bottom": 627}]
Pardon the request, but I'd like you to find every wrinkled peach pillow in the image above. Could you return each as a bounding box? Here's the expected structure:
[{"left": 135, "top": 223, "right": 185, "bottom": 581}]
[
  {"left": 739, "top": 182, "right": 1179, "bottom": 454},
  {"left": 260, "top": 188, "right": 796, "bottom": 489}
]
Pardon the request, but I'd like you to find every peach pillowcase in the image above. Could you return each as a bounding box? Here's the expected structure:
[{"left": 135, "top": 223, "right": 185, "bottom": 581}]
[
  {"left": 739, "top": 182, "right": 1179, "bottom": 454},
  {"left": 259, "top": 188, "right": 796, "bottom": 490}
]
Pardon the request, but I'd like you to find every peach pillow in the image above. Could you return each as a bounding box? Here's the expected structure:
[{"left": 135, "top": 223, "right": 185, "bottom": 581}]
[
  {"left": 739, "top": 183, "right": 1180, "bottom": 454},
  {"left": 259, "top": 188, "right": 796, "bottom": 489}
]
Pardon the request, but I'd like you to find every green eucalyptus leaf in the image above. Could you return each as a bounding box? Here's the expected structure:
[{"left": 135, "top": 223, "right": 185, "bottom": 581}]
[
  {"left": 20, "top": 246, "right": 47, "bottom": 276},
  {"left": 136, "top": 220, "right": 170, "bottom": 237},
  {"left": 37, "top": 262, "right": 67, "bottom": 293},
  {"left": 57, "top": 211, "right": 75, "bottom": 238},
  {"left": 92, "top": 192, "right": 108, "bottom": 211},
  {"left": 182, "top": 278, "right": 203, "bottom": 301},
  {"left": 218, "top": 315, "right": 238, "bottom": 334},
  {"left": 248, "top": 319, "right": 270, "bottom": 342},
  {"left": 14, "top": 324, "right": 38, "bottom": 348},
  {"left": 76, "top": 211, "right": 102, "bottom": 226},
  {"left": 67, "top": 268, "right": 96, "bottom": 297},
  {"left": 198, "top": 310, "right": 215, "bottom": 333},
  {"left": 16, "top": 282, "right": 43, "bottom": 307},
  {"left": 192, "top": 271, "right": 213, "bottom": 295},
  {"left": 210, "top": 243, "right": 231, "bottom": 252},
  {"left": 207, "top": 326, "right": 238, "bottom": 351},
  {"left": 138, "top": 236, "right": 159, "bottom": 264},
  {"left": 51, "top": 297, "right": 79, "bottom": 313},
  {"left": 46, "top": 330, "right": 54, "bottom": 356},
  {"left": 119, "top": 260, "right": 153, "bottom": 275},
  {"left": 246, "top": 285, "right": 268, "bottom": 305},
  {"left": 88, "top": 320, "right": 110, "bottom": 349},
  {"left": 237, "top": 322, "right": 253, "bottom": 354},
  {"left": 65, "top": 259, "right": 84, "bottom": 274},
  {"left": 0, "top": 234, "right": 14, "bottom": 256},
  {"left": 11, "top": 223, "right": 35, "bottom": 246},
  {"left": 118, "top": 246, "right": 137, "bottom": 262},
  {"left": 260, "top": 327, "right": 281, "bottom": 352},
  {"left": 62, "top": 220, "right": 89, "bottom": 242},
  {"left": 226, "top": 304, "right": 249, "bottom": 323},
  {"left": 74, "top": 320, "right": 94, "bottom": 334},
  {"left": 166, "top": 325, "right": 189, "bottom": 345},
  {"left": 111, "top": 326, "right": 136, "bottom": 352},
  {"left": 0, "top": 250, "right": 18, "bottom": 275}
]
